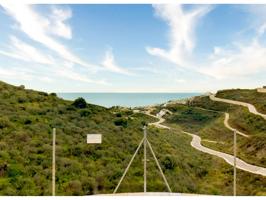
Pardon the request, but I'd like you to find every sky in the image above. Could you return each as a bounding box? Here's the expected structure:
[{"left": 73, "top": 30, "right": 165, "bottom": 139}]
[{"left": 0, "top": 4, "right": 266, "bottom": 92}]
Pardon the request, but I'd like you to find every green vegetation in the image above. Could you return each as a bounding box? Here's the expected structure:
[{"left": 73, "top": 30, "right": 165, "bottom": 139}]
[
  {"left": 147, "top": 127, "right": 266, "bottom": 195},
  {"left": 0, "top": 81, "right": 153, "bottom": 195},
  {"left": 216, "top": 89, "right": 266, "bottom": 114},
  {"left": 72, "top": 97, "right": 87, "bottom": 109},
  {"left": 163, "top": 95, "right": 266, "bottom": 167},
  {"left": 0, "top": 81, "right": 265, "bottom": 195},
  {"left": 165, "top": 103, "right": 222, "bottom": 132}
]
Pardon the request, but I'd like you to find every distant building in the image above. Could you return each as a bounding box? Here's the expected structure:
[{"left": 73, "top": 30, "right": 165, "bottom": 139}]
[{"left": 263, "top": 86, "right": 266, "bottom": 89}]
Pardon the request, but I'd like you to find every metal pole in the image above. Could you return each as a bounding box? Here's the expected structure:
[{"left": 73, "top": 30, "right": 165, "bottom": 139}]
[
  {"left": 144, "top": 126, "right": 147, "bottom": 193},
  {"left": 233, "top": 129, "right": 236, "bottom": 196},
  {"left": 113, "top": 138, "right": 145, "bottom": 194},
  {"left": 147, "top": 140, "right": 172, "bottom": 193},
  {"left": 52, "top": 128, "right": 56, "bottom": 196}
]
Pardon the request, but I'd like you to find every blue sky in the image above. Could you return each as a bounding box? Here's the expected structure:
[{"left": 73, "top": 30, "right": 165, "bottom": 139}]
[{"left": 0, "top": 4, "right": 266, "bottom": 92}]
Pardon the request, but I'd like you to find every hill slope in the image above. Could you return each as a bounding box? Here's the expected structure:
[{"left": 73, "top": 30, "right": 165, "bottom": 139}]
[
  {"left": 216, "top": 89, "right": 266, "bottom": 114},
  {"left": 0, "top": 81, "right": 265, "bottom": 195}
]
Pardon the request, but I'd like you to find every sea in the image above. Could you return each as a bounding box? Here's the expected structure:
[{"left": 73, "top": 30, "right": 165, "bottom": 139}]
[{"left": 57, "top": 93, "right": 200, "bottom": 108}]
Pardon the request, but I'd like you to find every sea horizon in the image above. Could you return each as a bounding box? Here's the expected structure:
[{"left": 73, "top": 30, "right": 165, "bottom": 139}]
[{"left": 58, "top": 92, "right": 201, "bottom": 108}]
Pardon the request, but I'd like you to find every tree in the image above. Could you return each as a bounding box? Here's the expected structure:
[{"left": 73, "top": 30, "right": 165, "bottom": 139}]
[{"left": 72, "top": 97, "right": 87, "bottom": 109}]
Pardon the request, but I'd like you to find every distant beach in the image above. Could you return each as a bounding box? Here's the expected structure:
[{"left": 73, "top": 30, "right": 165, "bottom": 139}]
[{"left": 58, "top": 93, "right": 200, "bottom": 108}]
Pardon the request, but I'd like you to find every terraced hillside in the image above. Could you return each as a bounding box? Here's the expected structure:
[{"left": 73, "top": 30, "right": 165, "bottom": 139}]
[{"left": 0, "top": 81, "right": 265, "bottom": 195}]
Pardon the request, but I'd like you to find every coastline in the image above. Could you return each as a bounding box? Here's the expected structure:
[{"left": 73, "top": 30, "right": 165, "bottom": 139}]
[{"left": 57, "top": 92, "right": 202, "bottom": 108}]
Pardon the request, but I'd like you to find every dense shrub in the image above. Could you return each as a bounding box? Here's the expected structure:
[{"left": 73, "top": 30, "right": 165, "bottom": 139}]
[
  {"left": 162, "top": 155, "right": 176, "bottom": 170},
  {"left": 18, "top": 85, "right": 25, "bottom": 90},
  {"left": 50, "top": 93, "right": 57, "bottom": 97},
  {"left": 7, "top": 164, "right": 23, "bottom": 177},
  {"left": 0, "top": 117, "right": 11, "bottom": 129},
  {"left": 24, "top": 119, "right": 32, "bottom": 125},
  {"left": 116, "top": 113, "right": 122, "bottom": 117},
  {"left": 17, "top": 96, "right": 27, "bottom": 103},
  {"left": 114, "top": 118, "right": 128, "bottom": 128},
  {"left": 72, "top": 98, "right": 87, "bottom": 109},
  {"left": 80, "top": 110, "right": 91, "bottom": 117},
  {"left": 65, "top": 180, "right": 82, "bottom": 195},
  {"left": 0, "top": 162, "right": 8, "bottom": 177}
]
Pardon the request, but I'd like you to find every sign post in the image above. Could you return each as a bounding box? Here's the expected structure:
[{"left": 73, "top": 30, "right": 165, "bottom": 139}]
[
  {"left": 87, "top": 134, "right": 102, "bottom": 144},
  {"left": 52, "top": 128, "right": 56, "bottom": 196},
  {"left": 233, "top": 129, "right": 237, "bottom": 196},
  {"left": 144, "top": 126, "right": 147, "bottom": 193}
]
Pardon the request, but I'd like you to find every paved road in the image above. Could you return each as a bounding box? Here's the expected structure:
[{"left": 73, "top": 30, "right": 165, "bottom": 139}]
[
  {"left": 223, "top": 113, "right": 249, "bottom": 138},
  {"left": 146, "top": 110, "right": 266, "bottom": 177},
  {"left": 183, "top": 131, "right": 266, "bottom": 176},
  {"left": 210, "top": 94, "right": 266, "bottom": 120},
  {"left": 144, "top": 108, "right": 170, "bottom": 129}
]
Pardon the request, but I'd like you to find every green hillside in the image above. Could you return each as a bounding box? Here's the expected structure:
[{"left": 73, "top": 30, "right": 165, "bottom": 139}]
[
  {"left": 0, "top": 81, "right": 265, "bottom": 195},
  {"left": 216, "top": 89, "right": 266, "bottom": 114},
  {"left": 187, "top": 95, "right": 266, "bottom": 167}
]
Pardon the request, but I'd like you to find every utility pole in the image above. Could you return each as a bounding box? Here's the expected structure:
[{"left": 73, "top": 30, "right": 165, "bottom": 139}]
[
  {"left": 233, "top": 129, "right": 237, "bottom": 196},
  {"left": 52, "top": 128, "right": 56, "bottom": 196},
  {"left": 144, "top": 126, "right": 147, "bottom": 193}
]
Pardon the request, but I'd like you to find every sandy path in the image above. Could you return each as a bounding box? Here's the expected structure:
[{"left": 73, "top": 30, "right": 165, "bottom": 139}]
[{"left": 209, "top": 94, "right": 266, "bottom": 120}]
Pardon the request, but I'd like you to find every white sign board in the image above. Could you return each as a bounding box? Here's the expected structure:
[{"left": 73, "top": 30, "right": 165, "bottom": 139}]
[{"left": 87, "top": 134, "right": 102, "bottom": 144}]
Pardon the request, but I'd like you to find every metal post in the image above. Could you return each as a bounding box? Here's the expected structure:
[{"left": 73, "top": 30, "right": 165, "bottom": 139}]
[
  {"left": 233, "top": 129, "right": 237, "bottom": 196},
  {"left": 52, "top": 128, "right": 56, "bottom": 196},
  {"left": 144, "top": 126, "right": 147, "bottom": 193},
  {"left": 147, "top": 140, "right": 172, "bottom": 193},
  {"left": 113, "top": 138, "right": 145, "bottom": 193}
]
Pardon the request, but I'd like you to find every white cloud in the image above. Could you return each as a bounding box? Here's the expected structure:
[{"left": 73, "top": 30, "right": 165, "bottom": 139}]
[
  {"left": 1, "top": 3, "right": 97, "bottom": 70},
  {"left": 0, "top": 36, "right": 54, "bottom": 65},
  {"left": 55, "top": 66, "right": 108, "bottom": 85},
  {"left": 198, "top": 5, "right": 266, "bottom": 80},
  {"left": 257, "top": 23, "right": 266, "bottom": 37},
  {"left": 49, "top": 6, "right": 72, "bottom": 39},
  {"left": 238, "top": 5, "right": 266, "bottom": 38},
  {"left": 0, "top": 66, "right": 34, "bottom": 81},
  {"left": 175, "top": 79, "right": 186, "bottom": 83},
  {"left": 199, "top": 40, "right": 266, "bottom": 79},
  {"left": 0, "top": 63, "right": 107, "bottom": 85},
  {"left": 0, "top": 4, "right": 110, "bottom": 86},
  {"left": 0, "top": 50, "right": 26, "bottom": 61},
  {"left": 39, "top": 76, "right": 54, "bottom": 83},
  {"left": 101, "top": 50, "right": 132, "bottom": 75},
  {"left": 147, "top": 4, "right": 212, "bottom": 67}
]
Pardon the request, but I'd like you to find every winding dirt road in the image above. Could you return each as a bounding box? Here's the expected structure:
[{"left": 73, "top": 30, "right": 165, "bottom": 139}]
[
  {"left": 210, "top": 94, "right": 266, "bottom": 120},
  {"left": 146, "top": 110, "right": 266, "bottom": 177}
]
